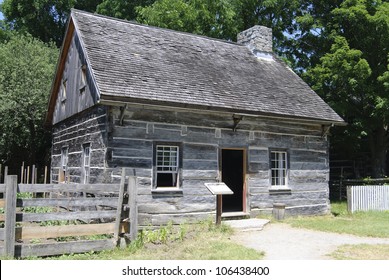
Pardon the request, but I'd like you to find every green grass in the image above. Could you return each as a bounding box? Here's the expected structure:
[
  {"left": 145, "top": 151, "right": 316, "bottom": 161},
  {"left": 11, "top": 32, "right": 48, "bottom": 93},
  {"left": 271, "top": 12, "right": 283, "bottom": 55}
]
[
  {"left": 284, "top": 202, "right": 389, "bottom": 238},
  {"left": 21, "top": 219, "right": 264, "bottom": 260},
  {"left": 331, "top": 244, "right": 389, "bottom": 260}
]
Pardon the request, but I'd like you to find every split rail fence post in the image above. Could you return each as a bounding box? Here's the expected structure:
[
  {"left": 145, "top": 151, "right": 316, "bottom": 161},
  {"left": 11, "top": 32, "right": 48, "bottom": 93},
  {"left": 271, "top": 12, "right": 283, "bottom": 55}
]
[
  {"left": 128, "top": 175, "right": 138, "bottom": 241},
  {"left": 44, "top": 166, "right": 48, "bottom": 184},
  {"left": 21, "top": 162, "right": 24, "bottom": 183},
  {"left": 32, "top": 165, "right": 36, "bottom": 184},
  {"left": 4, "top": 175, "right": 17, "bottom": 258},
  {"left": 114, "top": 168, "right": 126, "bottom": 244}
]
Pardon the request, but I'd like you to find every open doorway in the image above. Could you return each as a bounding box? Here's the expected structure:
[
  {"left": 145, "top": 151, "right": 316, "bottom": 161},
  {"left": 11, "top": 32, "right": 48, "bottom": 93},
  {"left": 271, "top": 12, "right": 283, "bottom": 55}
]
[{"left": 221, "top": 149, "right": 245, "bottom": 212}]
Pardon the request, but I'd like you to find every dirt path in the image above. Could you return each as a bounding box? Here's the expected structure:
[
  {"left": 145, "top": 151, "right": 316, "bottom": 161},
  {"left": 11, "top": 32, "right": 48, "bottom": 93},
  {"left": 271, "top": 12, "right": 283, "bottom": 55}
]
[{"left": 230, "top": 223, "right": 389, "bottom": 260}]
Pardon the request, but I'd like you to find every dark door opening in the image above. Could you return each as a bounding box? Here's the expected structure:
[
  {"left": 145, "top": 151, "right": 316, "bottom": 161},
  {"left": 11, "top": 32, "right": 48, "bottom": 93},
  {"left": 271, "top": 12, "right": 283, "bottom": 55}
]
[{"left": 221, "top": 149, "right": 245, "bottom": 212}]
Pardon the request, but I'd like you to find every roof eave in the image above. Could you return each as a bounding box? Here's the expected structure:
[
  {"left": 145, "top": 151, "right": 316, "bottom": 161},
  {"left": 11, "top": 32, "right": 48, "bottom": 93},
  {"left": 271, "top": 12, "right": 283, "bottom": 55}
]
[
  {"left": 98, "top": 94, "right": 346, "bottom": 126},
  {"left": 44, "top": 16, "right": 76, "bottom": 128}
]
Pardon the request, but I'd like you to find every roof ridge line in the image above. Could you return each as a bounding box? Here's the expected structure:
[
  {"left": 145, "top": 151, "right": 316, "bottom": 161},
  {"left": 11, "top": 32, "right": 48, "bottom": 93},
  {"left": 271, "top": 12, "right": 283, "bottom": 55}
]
[{"left": 70, "top": 8, "right": 242, "bottom": 47}]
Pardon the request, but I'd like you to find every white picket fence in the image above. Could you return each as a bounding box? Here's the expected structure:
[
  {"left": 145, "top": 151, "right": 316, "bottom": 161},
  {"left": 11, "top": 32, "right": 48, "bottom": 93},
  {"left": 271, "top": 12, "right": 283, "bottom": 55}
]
[{"left": 347, "top": 185, "right": 389, "bottom": 213}]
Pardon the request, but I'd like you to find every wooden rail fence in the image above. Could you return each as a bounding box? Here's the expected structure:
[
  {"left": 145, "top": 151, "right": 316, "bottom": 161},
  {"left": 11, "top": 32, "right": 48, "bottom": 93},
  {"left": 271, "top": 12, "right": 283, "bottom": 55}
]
[
  {"left": 0, "top": 163, "right": 50, "bottom": 184},
  {"left": 347, "top": 185, "right": 389, "bottom": 213},
  {"left": 0, "top": 169, "right": 138, "bottom": 258}
]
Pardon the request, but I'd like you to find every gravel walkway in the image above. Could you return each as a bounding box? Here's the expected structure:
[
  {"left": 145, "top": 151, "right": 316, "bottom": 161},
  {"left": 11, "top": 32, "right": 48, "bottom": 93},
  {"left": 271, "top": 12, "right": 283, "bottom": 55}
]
[{"left": 230, "top": 223, "right": 389, "bottom": 260}]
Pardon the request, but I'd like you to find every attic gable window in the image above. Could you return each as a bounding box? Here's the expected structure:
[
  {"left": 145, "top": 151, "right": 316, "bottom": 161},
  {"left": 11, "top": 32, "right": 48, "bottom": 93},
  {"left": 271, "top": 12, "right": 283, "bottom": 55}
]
[
  {"left": 154, "top": 144, "right": 181, "bottom": 189},
  {"left": 61, "top": 79, "right": 67, "bottom": 103},
  {"left": 79, "top": 64, "right": 87, "bottom": 94}
]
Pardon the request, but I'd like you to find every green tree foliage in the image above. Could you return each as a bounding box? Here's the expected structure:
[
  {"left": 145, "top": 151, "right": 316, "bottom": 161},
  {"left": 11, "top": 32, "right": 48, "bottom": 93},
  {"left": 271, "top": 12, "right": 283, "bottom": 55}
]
[
  {"left": 304, "top": 0, "right": 389, "bottom": 177},
  {"left": 235, "top": 0, "right": 301, "bottom": 65},
  {"left": 0, "top": 33, "right": 58, "bottom": 169},
  {"left": 136, "top": 0, "right": 239, "bottom": 40},
  {"left": 0, "top": 0, "right": 103, "bottom": 46},
  {"left": 96, "top": 0, "right": 155, "bottom": 20},
  {"left": 0, "top": 20, "right": 11, "bottom": 43},
  {"left": 288, "top": 0, "right": 345, "bottom": 71}
]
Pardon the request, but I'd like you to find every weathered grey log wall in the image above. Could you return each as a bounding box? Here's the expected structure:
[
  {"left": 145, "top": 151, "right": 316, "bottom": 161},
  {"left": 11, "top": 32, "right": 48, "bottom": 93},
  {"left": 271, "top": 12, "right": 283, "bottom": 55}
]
[
  {"left": 105, "top": 105, "right": 330, "bottom": 224},
  {"left": 106, "top": 107, "right": 219, "bottom": 225},
  {"left": 51, "top": 106, "right": 109, "bottom": 184},
  {"left": 51, "top": 103, "right": 330, "bottom": 225}
]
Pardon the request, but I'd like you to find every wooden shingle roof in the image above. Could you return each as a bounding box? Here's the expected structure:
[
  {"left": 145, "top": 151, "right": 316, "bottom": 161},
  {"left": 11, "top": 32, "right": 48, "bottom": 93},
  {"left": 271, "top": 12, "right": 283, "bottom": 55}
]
[{"left": 50, "top": 9, "right": 344, "bottom": 125}]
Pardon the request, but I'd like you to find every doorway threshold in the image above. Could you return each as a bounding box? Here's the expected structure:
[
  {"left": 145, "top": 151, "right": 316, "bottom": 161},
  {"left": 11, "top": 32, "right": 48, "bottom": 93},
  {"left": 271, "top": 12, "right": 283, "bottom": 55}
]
[{"left": 221, "top": 211, "right": 250, "bottom": 220}]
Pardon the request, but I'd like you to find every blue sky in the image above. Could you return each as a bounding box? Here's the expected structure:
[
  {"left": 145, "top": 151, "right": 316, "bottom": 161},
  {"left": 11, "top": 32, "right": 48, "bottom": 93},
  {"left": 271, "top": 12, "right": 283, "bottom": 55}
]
[{"left": 0, "top": 0, "right": 3, "bottom": 21}]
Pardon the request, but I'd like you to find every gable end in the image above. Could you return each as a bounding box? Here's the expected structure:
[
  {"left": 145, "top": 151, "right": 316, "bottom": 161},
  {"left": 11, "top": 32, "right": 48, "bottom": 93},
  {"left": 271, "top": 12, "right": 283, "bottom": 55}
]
[{"left": 45, "top": 16, "right": 100, "bottom": 126}]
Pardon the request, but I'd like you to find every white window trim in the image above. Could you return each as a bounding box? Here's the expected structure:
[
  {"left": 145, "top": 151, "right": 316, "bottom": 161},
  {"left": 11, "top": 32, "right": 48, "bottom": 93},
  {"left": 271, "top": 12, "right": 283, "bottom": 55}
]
[
  {"left": 270, "top": 150, "right": 289, "bottom": 189},
  {"left": 61, "top": 147, "right": 68, "bottom": 171},
  {"left": 82, "top": 144, "right": 91, "bottom": 184},
  {"left": 154, "top": 145, "right": 181, "bottom": 190},
  {"left": 60, "top": 147, "right": 69, "bottom": 182}
]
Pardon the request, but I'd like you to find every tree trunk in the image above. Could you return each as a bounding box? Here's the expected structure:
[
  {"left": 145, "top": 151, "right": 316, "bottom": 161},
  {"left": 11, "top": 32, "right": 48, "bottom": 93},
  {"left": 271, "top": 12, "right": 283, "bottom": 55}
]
[{"left": 369, "top": 124, "right": 388, "bottom": 178}]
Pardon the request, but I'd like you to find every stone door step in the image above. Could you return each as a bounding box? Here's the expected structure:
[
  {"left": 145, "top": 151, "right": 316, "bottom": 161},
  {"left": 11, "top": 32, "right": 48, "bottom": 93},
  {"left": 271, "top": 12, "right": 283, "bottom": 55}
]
[{"left": 223, "top": 218, "right": 270, "bottom": 231}]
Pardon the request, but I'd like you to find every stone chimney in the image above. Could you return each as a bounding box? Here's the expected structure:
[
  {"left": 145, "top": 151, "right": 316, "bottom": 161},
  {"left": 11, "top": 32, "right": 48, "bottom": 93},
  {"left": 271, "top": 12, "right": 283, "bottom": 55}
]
[{"left": 237, "top": 25, "right": 273, "bottom": 53}]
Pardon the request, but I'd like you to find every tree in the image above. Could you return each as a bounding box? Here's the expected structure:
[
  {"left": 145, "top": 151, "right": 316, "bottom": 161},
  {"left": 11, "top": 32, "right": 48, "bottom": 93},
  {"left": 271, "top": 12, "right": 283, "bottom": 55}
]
[
  {"left": 0, "top": 32, "right": 58, "bottom": 170},
  {"left": 0, "top": 0, "right": 103, "bottom": 46},
  {"left": 304, "top": 0, "right": 389, "bottom": 177},
  {"left": 235, "top": 0, "right": 302, "bottom": 66},
  {"left": 0, "top": 19, "right": 11, "bottom": 43},
  {"left": 96, "top": 0, "right": 155, "bottom": 20},
  {"left": 136, "top": 0, "right": 240, "bottom": 40}
]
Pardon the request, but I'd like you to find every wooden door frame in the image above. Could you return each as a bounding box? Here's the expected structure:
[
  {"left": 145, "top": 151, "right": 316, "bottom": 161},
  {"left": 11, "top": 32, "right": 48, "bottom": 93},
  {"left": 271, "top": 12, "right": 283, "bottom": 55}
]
[{"left": 219, "top": 148, "right": 247, "bottom": 213}]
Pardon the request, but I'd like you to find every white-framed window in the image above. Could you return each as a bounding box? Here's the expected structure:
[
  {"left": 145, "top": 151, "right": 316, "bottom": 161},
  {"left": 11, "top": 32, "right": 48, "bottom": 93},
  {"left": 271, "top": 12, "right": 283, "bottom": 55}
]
[
  {"left": 60, "top": 147, "right": 68, "bottom": 182},
  {"left": 155, "top": 145, "right": 180, "bottom": 188},
  {"left": 270, "top": 150, "right": 288, "bottom": 187},
  {"left": 82, "top": 144, "right": 91, "bottom": 184}
]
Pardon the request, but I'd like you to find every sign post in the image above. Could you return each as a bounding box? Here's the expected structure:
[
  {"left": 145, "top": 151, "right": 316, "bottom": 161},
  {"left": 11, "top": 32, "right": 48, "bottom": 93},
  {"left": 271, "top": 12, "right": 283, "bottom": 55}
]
[{"left": 205, "top": 182, "right": 233, "bottom": 225}]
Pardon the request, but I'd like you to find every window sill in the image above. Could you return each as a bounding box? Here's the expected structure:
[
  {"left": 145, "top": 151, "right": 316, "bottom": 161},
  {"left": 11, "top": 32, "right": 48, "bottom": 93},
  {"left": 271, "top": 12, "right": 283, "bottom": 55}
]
[
  {"left": 269, "top": 188, "right": 292, "bottom": 195},
  {"left": 151, "top": 188, "right": 183, "bottom": 196}
]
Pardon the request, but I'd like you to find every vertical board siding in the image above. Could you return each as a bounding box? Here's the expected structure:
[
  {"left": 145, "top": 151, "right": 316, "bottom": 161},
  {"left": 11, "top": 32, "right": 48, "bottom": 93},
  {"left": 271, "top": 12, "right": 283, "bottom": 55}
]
[
  {"left": 52, "top": 32, "right": 97, "bottom": 124},
  {"left": 348, "top": 185, "right": 389, "bottom": 213}
]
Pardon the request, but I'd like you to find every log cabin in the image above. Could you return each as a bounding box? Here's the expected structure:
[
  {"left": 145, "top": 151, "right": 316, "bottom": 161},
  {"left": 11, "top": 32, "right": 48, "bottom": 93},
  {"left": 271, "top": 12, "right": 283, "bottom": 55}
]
[{"left": 45, "top": 9, "right": 345, "bottom": 225}]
